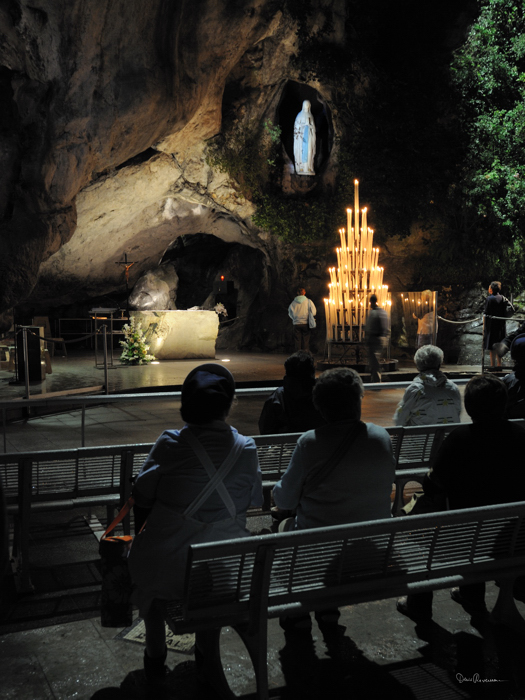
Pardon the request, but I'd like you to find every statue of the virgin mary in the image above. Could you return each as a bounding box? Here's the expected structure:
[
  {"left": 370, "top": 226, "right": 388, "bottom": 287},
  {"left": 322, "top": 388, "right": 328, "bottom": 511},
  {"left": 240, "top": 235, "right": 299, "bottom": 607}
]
[{"left": 293, "top": 100, "right": 316, "bottom": 176}]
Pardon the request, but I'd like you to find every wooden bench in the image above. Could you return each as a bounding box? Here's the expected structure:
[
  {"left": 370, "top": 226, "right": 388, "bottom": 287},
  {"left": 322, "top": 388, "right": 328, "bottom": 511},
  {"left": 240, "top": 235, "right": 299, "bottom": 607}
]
[{"left": 163, "top": 501, "right": 525, "bottom": 700}]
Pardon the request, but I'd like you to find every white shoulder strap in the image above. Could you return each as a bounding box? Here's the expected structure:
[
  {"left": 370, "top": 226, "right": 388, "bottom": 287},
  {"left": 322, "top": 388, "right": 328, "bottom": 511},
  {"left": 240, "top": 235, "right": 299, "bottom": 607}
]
[{"left": 183, "top": 430, "right": 246, "bottom": 518}]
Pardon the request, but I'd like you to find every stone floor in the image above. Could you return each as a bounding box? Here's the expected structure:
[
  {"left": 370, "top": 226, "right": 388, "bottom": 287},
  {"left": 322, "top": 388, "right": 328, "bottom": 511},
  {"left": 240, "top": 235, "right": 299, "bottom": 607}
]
[
  {"left": 0, "top": 349, "right": 482, "bottom": 453},
  {"left": 1, "top": 349, "right": 523, "bottom": 699},
  {"left": 3, "top": 508, "right": 525, "bottom": 700}
]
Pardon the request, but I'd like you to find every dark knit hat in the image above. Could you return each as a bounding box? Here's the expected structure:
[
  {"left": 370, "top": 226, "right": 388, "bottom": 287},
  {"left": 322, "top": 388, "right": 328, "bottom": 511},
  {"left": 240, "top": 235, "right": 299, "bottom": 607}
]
[{"left": 180, "top": 363, "right": 235, "bottom": 423}]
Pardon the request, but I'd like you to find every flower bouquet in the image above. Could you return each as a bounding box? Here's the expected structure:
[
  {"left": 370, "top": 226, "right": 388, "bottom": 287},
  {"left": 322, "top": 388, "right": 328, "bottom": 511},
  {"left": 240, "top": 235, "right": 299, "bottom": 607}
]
[{"left": 119, "top": 317, "right": 155, "bottom": 365}]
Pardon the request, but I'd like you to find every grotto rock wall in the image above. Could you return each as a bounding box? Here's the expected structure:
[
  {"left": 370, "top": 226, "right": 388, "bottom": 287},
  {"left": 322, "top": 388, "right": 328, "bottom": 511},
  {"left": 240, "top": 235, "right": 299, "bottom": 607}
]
[
  {"left": 0, "top": 0, "right": 347, "bottom": 350},
  {"left": 1, "top": 0, "right": 492, "bottom": 364},
  {"left": 0, "top": 0, "right": 293, "bottom": 313}
]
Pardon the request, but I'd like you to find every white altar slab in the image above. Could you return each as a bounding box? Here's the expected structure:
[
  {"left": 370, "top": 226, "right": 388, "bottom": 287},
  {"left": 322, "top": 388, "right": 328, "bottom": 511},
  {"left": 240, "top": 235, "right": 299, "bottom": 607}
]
[{"left": 131, "top": 310, "right": 219, "bottom": 360}]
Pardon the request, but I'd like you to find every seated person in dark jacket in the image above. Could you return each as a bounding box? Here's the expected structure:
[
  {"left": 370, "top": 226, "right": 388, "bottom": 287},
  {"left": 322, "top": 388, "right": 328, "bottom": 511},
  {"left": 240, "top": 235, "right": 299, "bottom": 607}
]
[
  {"left": 503, "top": 334, "right": 525, "bottom": 419},
  {"left": 494, "top": 314, "right": 523, "bottom": 359},
  {"left": 258, "top": 350, "right": 325, "bottom": 434},
  {"left": 397, "top": 374, "right": 525, "bottom": 622}
]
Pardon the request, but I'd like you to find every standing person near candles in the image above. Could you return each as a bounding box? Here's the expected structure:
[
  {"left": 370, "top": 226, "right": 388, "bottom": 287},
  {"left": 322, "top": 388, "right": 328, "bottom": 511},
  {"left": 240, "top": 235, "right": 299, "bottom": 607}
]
[
  {"left": 412, "top": 311, "right": 436, "bottom": 348},
  {"left": 288, "top": 287, "right": 316, "bottom": 352},
  {"left": 365, "top": 294, "right": 389, "bottom": 383},
  {"left": 503, "top": 334, "right": 525, "bottom": 419},
  {"left": 484, "top": 281, "right": 511, "bottom": 369}
]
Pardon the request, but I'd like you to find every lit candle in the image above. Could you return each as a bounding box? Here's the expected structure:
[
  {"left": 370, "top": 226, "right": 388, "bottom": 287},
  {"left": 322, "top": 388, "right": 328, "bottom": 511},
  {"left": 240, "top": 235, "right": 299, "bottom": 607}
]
[{"left": 354, "top": 180, "right": 359, "bottom": 243}]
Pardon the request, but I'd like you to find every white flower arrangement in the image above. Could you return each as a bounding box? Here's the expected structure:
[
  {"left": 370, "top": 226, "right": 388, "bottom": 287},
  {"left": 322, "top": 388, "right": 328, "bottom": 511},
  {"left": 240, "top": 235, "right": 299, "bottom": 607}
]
[
  {"left": 119, "top": 317, "right": 155, "bottom": 365},
  {"left": 214, "top": 302, "right": 228, "bottom": 318}
]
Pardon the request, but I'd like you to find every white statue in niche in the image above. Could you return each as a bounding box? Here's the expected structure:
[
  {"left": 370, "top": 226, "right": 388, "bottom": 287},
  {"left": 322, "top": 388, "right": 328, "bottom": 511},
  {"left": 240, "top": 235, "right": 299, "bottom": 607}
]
[{"left": 293, "top": 100, "right": 316, "bottom": 176}]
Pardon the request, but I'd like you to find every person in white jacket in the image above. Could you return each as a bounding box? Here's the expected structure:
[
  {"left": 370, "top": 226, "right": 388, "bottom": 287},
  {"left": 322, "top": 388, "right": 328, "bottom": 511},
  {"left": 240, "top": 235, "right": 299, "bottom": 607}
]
[
  {"left": 288, "top": 287, "right": 316, "bottom": 351},
  {"left": 394, "top": 345, "right": 461, "bottom": 426}
]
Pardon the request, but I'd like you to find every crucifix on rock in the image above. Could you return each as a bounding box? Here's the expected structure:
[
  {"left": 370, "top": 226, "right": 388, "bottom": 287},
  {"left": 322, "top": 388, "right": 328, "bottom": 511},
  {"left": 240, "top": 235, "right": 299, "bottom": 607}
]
[{"left": 115, "top": 253, "right": 137, "bottom": 316}]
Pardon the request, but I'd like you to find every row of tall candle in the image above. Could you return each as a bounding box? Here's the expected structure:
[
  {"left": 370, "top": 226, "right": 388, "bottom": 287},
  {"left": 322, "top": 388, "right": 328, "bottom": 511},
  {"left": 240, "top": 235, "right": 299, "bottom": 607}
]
[
  {"left": 400, "top": 292, "right": 435, "bottom": 319},
  {"left": 324, "top": 180, "right": 391, "bottom": 343},
  {"left": 324, "top": 286, "right": 391, "bottom": 341}
]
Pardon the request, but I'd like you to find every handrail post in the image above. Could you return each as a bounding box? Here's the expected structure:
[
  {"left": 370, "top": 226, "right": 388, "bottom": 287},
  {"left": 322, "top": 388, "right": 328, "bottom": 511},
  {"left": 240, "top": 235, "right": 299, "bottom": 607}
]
[
  {"left": 120, "top": 449, "right": 134, "bottom": 536},
  {"left": 81, "top": 402, "right": 86, "bottom": 447},
  {"left": 3, "top": 407, "right": 6, "bottom": 454},
  {"left": 15, "top": 458, "right": 34, "bottom": 592},
  {"left": 22, "top": 327, "right": 30, "bottom": 400},
  {"left": 103, "top": 325, "right": 109, "bottom": 395},
  {"left": 482, "top": 315, "right": 486, "bottom": 374}
]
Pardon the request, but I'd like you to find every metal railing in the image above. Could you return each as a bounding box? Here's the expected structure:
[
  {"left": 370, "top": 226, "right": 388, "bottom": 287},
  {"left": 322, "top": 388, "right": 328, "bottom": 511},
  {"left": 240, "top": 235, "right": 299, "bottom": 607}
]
[{"left": 0, "top": 379, "right": 472, "bottom": 453}]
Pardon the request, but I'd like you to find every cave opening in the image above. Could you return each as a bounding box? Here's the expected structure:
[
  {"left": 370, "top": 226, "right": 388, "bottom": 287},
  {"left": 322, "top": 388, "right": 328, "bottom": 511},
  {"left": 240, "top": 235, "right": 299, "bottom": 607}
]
[
  {"left": 277, "top": 81, "right": 333, "bottom": 173},
  {"left": 161, "top": 233, "right": 266, "bottom": 336}
]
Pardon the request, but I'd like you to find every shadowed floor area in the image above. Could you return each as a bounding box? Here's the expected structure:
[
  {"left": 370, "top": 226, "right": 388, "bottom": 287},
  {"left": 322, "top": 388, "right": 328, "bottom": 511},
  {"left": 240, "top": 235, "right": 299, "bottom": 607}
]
[{"left": 2, "top": 349, "right": 520, "bottom": 699}]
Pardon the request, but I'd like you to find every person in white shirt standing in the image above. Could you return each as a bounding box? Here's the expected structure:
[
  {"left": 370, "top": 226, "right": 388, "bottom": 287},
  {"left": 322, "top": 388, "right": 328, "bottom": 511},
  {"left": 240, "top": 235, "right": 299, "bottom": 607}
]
[{"left": 288, "top": 287, "right": 316, "bottom": 351}]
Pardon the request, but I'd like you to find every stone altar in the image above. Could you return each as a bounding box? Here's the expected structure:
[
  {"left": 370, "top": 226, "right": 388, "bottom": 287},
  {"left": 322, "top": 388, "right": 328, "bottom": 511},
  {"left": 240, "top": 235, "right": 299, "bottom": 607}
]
[{"left": 131, "top": 310, "right": 219, "bottom": 360}]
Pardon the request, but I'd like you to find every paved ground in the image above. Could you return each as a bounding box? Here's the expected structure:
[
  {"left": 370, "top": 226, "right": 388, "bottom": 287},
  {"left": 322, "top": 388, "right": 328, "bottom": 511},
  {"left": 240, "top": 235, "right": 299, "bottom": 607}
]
[{"left": 2, "top": 349, "right": 523, "bottom": 700}]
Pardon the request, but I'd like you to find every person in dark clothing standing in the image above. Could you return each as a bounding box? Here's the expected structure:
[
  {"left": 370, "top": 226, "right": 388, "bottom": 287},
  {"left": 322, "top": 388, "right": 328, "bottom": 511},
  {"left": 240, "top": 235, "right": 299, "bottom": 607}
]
[
  {"left": 258, "top": 351, "right": 325, "bottom": 435},
  {"left": 484, "top": 281, "right": 507, "bottom": 368},
  {"left": 365, "top": 294, "right": 389, "bottom": 383}
]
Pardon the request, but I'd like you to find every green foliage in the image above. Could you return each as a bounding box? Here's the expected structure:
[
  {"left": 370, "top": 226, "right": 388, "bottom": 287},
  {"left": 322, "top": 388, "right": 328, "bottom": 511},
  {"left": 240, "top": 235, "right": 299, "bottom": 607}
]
[
  {"left": 253, "top": 193, "right": 336, "bottom": 243},
  {"left": 253, "top": 145, "right": 357, "bottom": 243},
  {"left": 446, "top": 0, "right": 525, "bottom": 285},
  {"left": 285, "top": 0, "right": 337, "bottom": 81},
  {"left": 207, "top": 116, "right": 357, "bottom": 243},
  {"left": 207, "top": 0, "right": 525, "bottom": 286},
  {"left": 119, "top": 317, "right": 155, "bottom": 365},
  {"left": 206, "top": 120, "right": 281, "bottom": 201}
]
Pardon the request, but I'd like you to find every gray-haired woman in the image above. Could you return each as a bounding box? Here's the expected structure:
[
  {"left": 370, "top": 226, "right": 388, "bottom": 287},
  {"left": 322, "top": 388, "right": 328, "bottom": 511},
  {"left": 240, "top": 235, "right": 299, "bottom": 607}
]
[{"left": 394, "top": 345, "right": 461, "bottom": 426}]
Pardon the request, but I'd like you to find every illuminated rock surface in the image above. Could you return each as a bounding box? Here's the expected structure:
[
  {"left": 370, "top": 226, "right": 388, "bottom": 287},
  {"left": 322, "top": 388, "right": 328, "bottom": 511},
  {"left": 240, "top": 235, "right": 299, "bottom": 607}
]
[{"left": 132, "top": 309, "right": 219, "bottom": 359}]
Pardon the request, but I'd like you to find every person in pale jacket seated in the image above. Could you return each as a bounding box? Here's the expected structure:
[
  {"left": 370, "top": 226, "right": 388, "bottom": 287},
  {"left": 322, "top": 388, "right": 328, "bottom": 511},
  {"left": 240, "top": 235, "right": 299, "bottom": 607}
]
[{"left": 394, "top": 345, "right": 461, "bottom": 426}]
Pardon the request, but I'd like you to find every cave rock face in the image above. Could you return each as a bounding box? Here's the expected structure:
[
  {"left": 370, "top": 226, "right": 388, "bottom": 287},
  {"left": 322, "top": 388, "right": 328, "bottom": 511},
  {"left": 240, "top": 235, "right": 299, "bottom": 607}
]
[
  {"left": 0, "top": 1, "right": 309, "bottom": 318},
  {"left": 0, "top": 0, "right": 353, "bottom": 352},
  {"left": 129, "top": 263, "right": 179, "bottom": 311}
]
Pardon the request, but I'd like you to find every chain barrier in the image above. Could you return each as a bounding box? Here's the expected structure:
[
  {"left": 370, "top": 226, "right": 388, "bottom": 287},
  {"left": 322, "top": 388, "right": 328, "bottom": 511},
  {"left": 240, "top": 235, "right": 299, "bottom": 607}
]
[
  {"left": 437, "top": 315, "right": 481, "bottom": 325},
  {"left": 14, "top": 327, "right": 104, "bottom": 344},
  {"left": 437, "top": 314, "right": 525, "bottom": 325},
  {"left": 218, "top": 314, "right": 247, "bottom": 327},
  {"left": 12, "top": 326, "right": 111, "bottom": 399}
]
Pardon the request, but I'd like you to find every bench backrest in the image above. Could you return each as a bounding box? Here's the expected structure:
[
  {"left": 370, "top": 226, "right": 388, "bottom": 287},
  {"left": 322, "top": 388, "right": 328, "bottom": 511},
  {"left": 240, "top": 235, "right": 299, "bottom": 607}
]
[
  {"left": 3, "top": 419, "right": 522, "bottom": 505},
  {"left": 0, "top": 444, "right": 152, "bottom": 504},
  {"left": 180, "top": 501, "right": 525, "bottom": 624}
]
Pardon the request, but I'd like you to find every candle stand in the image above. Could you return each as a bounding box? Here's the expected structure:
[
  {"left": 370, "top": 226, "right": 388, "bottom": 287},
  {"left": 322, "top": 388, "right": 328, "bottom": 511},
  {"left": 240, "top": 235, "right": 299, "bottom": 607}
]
[{"left": 322, "top": 180, "right": 394, "bottom": 374}]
